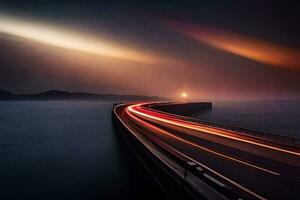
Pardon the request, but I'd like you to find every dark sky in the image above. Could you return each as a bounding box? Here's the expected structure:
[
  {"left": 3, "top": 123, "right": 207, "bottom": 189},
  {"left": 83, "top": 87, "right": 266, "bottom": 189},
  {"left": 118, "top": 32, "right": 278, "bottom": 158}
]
[{"left": 0, "top": 0, "right": 300, "bottom": 99}]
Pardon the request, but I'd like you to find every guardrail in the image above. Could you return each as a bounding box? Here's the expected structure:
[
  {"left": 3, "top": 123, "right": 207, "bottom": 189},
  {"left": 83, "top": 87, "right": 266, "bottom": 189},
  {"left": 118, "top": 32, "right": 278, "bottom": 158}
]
[
  {"left": 112, "top": 104, "right": 246, "bottom": 200},
  {"left": 146, "top": 132, "right": 238, "bottom": 200},
  {"left": 146, "top": 104, "right": 300, "bottom": 147}
]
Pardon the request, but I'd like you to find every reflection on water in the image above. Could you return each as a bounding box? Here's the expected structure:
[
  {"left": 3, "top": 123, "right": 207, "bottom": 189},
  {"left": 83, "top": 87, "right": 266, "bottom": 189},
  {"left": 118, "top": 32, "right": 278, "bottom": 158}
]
[
  {"left": 192, "top": 99, "right": 300, "bottom": 138},
  {"left": 0, "top": 101, "right": 164, "bottom": 200}
]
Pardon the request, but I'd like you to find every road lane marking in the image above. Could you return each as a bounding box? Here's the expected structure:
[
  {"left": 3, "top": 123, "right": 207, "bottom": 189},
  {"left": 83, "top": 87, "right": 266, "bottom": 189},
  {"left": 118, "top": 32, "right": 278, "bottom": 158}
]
[
  {"left": 128, "top": 104, "right": 300, "bottom": 157},
  {"left": 125, "top": 109, "right": 268, "bottom": 200},
  {"left": 130, "top": 107, "right": 280, "bottom": 175},
  {"left": 167, "top": 143, "right": 269, "bottom": 200}
]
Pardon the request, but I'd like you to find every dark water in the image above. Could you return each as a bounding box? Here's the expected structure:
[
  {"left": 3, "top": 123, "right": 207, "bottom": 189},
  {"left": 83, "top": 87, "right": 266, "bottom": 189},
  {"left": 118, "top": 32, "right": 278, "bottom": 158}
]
[
  {"left": 193, "top": 100, "right": 300, "bottom": 138},
  {"left": 0, "top": 101, "right": 164, "bottom": 200}
]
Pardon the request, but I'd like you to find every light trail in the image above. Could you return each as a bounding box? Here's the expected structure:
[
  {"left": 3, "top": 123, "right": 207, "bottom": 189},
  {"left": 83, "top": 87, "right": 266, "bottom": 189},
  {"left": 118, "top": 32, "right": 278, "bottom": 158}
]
[
  {"left": 116, "top": 103, "right": 300, "bottom": 199},
  {"left": 126, "top": 107, "right": 280, "bottom": 176},
  {"left": 125, "top": 108, "right": 268, "bottom": 200},
  {"left": 128, "top": 104, "right": 300, "bottom": 156}
]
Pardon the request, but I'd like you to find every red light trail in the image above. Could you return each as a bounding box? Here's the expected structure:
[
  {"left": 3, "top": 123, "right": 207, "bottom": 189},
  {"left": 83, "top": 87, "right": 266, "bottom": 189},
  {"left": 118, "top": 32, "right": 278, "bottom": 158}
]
[{"left": 116, "top": 102, "right": 300, "bottom": 200}]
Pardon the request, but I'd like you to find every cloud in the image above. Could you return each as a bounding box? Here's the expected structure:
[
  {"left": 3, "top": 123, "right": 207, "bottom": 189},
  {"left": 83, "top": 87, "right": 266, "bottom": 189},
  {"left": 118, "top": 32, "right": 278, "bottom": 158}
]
[
  {"left": 169, "top": 21, "right": 300, "bottom": 70},
  {"left": 0, "top": 14, "right": 172, "bottom": 66}
]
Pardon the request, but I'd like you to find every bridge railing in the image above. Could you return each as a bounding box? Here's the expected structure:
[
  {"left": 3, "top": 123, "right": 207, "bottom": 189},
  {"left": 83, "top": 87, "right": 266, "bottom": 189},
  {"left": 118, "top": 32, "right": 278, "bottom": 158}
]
[
  {"left": 192, "top": 119, "right": 300, "bottom": 146},
  {"left": 113, "top": 104, "right": 239, "bottom": 200},
  {"left": 147, "top": 106, "right": 300, "bottom": 147}
]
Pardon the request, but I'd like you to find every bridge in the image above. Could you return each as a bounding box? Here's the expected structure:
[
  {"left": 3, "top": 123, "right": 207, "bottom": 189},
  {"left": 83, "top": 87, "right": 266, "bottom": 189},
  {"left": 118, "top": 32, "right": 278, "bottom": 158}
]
[{"left": 112, "top": 102, "right": 300, "bottom": 200}]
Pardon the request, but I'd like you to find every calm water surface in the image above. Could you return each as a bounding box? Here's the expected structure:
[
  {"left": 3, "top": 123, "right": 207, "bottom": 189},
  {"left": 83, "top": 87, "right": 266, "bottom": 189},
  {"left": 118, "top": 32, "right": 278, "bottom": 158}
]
[
  {"left": 1, "top": 100, "right": 299, "bottom": 199},
  {"left": 193, "top": 100, "right": 300, "bottom": 138},
  {"left": 0, "top": 101, "right": 163, "bottom": 200}
]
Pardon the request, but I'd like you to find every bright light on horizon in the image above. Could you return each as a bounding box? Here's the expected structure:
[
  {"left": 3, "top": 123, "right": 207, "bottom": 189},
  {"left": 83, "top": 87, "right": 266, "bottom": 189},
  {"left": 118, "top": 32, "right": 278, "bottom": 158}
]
[{"left": 181, "top": 92, "right": 187, "bottom": 99}]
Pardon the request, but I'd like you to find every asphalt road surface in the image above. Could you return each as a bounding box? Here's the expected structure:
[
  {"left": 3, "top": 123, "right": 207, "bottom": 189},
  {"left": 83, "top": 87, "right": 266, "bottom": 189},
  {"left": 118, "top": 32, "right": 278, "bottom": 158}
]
[{"left": 116, "top": 102, "right": 300, "bottom": 200}]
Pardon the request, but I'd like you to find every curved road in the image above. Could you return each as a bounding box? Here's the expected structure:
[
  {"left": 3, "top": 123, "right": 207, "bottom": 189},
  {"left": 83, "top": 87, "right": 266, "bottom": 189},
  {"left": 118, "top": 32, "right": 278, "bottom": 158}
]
[{"left": 116, "top": 102, "right": 300, "bottom": 200}]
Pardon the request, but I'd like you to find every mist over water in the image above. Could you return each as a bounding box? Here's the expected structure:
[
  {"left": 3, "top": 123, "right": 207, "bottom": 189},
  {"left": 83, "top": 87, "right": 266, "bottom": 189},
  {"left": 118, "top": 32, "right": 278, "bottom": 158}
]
[
  {"left": 193, "top": 99, "right": 300, "bottom": 138},
  {"left": 0, "top": 101, "right": 163, "bottom": 200}
]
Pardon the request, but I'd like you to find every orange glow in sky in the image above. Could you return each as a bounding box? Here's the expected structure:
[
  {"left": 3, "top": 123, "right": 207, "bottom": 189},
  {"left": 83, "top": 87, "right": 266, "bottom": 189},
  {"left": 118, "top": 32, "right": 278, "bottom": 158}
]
[
  {"left": 170, "top": 21, "right": 300, "bottom": 70},
  {"left": 0, "top": 15, "right": 164, "bottom": 65}
]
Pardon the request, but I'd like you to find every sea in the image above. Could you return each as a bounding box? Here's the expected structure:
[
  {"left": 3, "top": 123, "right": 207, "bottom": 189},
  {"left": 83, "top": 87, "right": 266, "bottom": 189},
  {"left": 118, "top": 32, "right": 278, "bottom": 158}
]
[
  {"left": 192, "top": 99, "right": 300, "bottom": 138},
  {"left": 0, "top": 100, "right": 299, "bottom": 199},
  {"left": 0, "top": 101, "right": 164, "bottom": 200}
]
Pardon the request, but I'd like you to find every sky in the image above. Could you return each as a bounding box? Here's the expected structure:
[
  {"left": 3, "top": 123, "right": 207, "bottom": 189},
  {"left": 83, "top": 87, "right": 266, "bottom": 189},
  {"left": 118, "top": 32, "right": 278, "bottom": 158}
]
[{"left": 0, "top": 1, "right": 300, "bottom": 100}]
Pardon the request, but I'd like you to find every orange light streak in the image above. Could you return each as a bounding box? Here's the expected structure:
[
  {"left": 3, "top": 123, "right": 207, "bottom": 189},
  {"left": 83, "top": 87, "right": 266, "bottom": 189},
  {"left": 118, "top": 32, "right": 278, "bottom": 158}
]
[
  {"left": 0, "top": 15, "right": 171, "bottom": 65},
  {"left": 125, "top": 107, "right": 268, "bottom": 200},
  {"left": 128, "top": 104, "right": 300, "bottom": 156},
  {"left": 126, "top": 107, "right": 280, "bottom": 176},
  {"left": 169, "top": 21, "right": 300, "bottom": 70}
]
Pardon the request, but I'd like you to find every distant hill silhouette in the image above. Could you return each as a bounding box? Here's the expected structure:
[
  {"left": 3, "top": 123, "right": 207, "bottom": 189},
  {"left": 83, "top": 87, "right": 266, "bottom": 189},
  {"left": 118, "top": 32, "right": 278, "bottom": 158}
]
[
  {"left": 0, "top": 90, "right": 12, "bottom": 97},
  {"left": 0, "top": 90, "right": 169, "bottom": 101}
]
